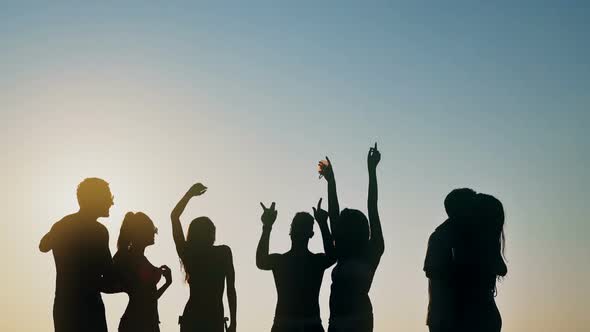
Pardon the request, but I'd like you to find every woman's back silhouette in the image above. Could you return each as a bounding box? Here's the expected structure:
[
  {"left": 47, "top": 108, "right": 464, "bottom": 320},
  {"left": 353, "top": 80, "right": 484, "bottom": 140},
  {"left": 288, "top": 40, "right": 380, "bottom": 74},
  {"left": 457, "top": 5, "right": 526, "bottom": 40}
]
[
  {"left": 319, "top": 144, "right": 385, "bottom": 332},
  {"left": 171, "top": 183, "right": 237, "bottom": 332},
  {"left": 455, "top": 193, "right": 507, "bottom": 332}
]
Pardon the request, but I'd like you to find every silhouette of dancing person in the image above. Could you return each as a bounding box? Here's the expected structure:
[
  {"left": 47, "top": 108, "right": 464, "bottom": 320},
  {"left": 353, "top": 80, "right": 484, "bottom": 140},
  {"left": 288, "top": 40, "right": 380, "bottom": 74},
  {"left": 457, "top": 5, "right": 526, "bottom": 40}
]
[
  {"left": 454, "top": 193, "right": 507, "bottom": 332},
  {"left": 113, "top": 212, "right": 172, "bottom": 332},
  {"left": 171, "top": 183, "right": 237, "bottom": 332},
  {"left": 423, "top": 188, "right": 477, "bottom": 332},
  {"left": 39, "top": 178, "right": 119, "bottom": 332},
  {"left": 256, "top": 199, "right": 336, "bottom": 332},
  {"left": 319, "top": 143, "right": 385, "bottom": 332}
]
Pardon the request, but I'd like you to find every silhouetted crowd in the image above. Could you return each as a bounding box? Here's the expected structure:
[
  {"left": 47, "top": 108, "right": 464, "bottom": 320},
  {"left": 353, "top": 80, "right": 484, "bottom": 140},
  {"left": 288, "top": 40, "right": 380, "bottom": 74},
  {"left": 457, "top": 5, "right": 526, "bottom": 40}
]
[{"left": 40, "top": 143, "right": 507, "bottom": 332}]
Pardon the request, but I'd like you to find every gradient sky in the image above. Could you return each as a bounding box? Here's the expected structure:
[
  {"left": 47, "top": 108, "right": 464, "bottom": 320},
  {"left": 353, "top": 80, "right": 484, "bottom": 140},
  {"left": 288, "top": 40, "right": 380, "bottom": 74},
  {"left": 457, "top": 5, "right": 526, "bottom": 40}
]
[{"left": 1, "top": 1, "right": 589, "bottom": 331}]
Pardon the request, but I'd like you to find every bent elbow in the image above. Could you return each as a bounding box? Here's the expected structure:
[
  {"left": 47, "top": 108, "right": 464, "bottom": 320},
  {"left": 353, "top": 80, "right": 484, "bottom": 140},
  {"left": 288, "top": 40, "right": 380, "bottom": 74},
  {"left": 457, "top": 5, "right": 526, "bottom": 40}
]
[
  {"left": 256, "top": 259, "right": 269, "bottom": 271},
  {"left": 39, "top": 241, "right": 50, "bottom": 253}
]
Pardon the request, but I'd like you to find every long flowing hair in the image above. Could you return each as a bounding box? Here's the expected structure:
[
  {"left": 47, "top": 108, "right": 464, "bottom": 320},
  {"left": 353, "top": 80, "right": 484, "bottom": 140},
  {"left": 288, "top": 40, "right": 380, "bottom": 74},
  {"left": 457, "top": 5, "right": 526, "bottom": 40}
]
[
  {"left": 476, "top": 194, "right": 508, "bottom": 280},
  {"left": 181, "top": 216, "right": 216, "bottom": 282},
  {"left": 333, "top": 208, "right": 370, "bottom": 259}
]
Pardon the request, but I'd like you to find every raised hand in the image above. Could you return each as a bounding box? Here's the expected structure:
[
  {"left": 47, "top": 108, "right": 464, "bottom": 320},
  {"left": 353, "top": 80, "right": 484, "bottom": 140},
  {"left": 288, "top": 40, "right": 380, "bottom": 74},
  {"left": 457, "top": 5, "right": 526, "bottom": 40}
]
[
  {"left": 260, "top": 202, "right": 278, "bottom": 228},
  {"left": 367, "top": 142, "right": 381, "bottom": 171},
  {"left": 318, "top": 156, "right": 335, "bottom": 182},
  {"left": 160, "top": 265, "right": 172, "bottom": 284},
  {"left": 188, "top": 183, "right": 207, "bottom": 197},
  {"left": 312, "top": 198, "right": 329, "bottom": 224}
]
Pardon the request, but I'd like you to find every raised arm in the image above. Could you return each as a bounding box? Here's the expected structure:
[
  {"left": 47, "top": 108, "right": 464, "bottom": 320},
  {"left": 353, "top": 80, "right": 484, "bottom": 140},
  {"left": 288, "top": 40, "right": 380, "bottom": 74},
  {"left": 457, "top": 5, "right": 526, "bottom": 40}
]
[
  {"left": 367, "top": 143, "right": 384, "bottom": 257},
  {"left": 313, "top": 198, "right": 336, "bottom": 266},
  {"left": 171, "top": 183, "right": 207, "bottom": 259},
  {"left": 319, "top": 157, "right": 340, "bottom": 235},
  {"left": 156, "top": 265, "right": 172, "bottom": 299},
  {"left": 256, "top": 202, "right": 278, "bottom": 270},
  {"left": 225, "top": 246, "right": 237, "bottom": 332}
]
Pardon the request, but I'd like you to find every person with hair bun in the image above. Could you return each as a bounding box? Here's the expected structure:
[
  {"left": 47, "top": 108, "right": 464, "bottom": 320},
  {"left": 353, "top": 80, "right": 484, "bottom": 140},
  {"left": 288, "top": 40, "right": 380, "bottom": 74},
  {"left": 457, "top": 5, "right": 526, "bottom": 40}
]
[{"left": 113, "top": 212, "right": 172, "bottom": 332}]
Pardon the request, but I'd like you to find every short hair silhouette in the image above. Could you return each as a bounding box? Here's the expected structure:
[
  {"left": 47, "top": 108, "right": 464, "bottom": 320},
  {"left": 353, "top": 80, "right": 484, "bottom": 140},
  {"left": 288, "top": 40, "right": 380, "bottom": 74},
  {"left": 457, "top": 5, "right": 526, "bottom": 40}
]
[
  {"left": 444, "top": 188, "right": 476, "bottom": 218},
  {"left": 77, "top": 177, "right": 112, "bottom": 208},
  {"left": 117, "top": 212, "right": 157, "bottom": 251},
  {"left": 289, "top": 212, "right": 314, "bottom": 240},
  {"left": 334, "top": 208, "right": 370, "bottom": 258}
]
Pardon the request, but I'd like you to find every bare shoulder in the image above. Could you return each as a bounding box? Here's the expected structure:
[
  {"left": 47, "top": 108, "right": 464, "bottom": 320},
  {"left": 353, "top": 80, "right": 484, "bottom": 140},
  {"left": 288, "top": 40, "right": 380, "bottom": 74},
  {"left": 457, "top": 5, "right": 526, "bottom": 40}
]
[{"left": 215, "top": 244, "right": 233, "bottom": 257}]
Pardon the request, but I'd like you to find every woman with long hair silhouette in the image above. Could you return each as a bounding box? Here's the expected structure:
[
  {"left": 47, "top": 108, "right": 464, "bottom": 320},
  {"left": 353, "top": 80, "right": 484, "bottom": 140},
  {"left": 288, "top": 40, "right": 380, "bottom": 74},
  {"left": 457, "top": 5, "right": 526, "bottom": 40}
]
[
  {"left": 171, "top": 183, "right": 237, "bottom": 332},
  {"left": 455, "top": 193, "right": 507, "bottom": 332},
  {"left": 319, "top": 143, "right": 385, "bottom": 332},
  {"left": 113, "top": 212, "right": 172, "bottom": 332}
]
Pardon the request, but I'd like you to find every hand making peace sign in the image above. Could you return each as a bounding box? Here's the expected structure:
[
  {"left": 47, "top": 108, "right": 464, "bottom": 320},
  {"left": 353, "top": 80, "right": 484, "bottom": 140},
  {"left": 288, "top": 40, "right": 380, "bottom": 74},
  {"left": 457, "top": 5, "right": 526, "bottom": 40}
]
[{"left": 259, "top": 202, "right": 278, "bottom": 228}]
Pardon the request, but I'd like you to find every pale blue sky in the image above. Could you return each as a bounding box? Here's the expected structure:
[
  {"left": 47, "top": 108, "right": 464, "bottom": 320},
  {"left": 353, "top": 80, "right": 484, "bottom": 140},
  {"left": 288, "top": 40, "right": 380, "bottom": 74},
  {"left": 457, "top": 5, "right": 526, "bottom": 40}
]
[{"left": 1, "top": 2, "right": 588, "bottom": 331}]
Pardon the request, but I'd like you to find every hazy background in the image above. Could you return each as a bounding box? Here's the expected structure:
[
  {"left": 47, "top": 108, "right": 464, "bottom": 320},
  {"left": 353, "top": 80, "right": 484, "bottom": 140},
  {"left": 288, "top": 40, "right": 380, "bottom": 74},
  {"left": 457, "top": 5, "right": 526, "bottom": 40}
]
[{"left": 1, "top": 1, "right": 588, "bottom": 331}]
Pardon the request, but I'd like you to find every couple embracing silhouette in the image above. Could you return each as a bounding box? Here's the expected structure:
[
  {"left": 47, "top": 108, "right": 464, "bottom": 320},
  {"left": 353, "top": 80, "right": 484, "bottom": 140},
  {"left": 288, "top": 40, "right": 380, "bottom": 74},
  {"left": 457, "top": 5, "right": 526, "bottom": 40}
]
[
  {"left": 40, "top": 179, "right": 236, "bottom": 332},
  {"left": 425, "top": 188, "right": 508, "bottom": 332},
  {"left": 40, "top": 143, "right": 507, "bottom": 332}
]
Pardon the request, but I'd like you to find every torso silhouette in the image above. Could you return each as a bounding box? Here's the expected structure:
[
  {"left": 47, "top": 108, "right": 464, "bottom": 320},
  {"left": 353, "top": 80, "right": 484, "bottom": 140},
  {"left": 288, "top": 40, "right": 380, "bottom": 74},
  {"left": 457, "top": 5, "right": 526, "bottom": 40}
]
[
  {"left": 181, "top": 245, "right": 230, "bottom": 325},
  {"left": 454, "top": 238, "right": 502, "bottom": 332},
  {"left": 271, "top": 250, "right": 331, "bottom": 320},
  {"left": 114, "top": 251, "right": 162, "bottom": 331},
  {"left": 329, "top": 245, "right": 382, "bottom": 323},
  {"left": 48, "top": 212, "right": 112, "bottom": 332}
]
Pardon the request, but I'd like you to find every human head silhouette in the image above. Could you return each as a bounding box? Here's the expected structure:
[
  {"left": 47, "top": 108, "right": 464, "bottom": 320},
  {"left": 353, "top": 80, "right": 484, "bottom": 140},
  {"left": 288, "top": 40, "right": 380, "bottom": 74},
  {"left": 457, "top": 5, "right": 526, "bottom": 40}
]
[
  {"left": 187, "top": 217, "right": 216, "bottom": 249},
  {"left": 289, "top": 212, "right": 314, "bottom": 244},
  {"left": 444, "top": 188, "right": 477, "bottom": 219},
  {"left": 117, "top": 212, "right": 158, "bottom": 251},
  {"left": 76, "top": 177, "right": 113, "bottom": 218},
  {"left": 334, "top": 208, "right": 370, "bottom": 258},
  {"left": 477, "top": 193, "right": 505, "bottom": 231},
  {"left": 475, "top": 193, "right": 507, "bottom": 277}
]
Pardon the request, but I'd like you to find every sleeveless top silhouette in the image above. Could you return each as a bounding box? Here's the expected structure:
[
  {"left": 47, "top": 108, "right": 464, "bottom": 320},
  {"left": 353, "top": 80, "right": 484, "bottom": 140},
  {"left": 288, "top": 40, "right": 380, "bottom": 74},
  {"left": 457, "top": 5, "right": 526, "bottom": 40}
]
[
  {"left": 46, "top": 213, "right": 112, "bottom": 332},
  {"left": 114, "top": 251, "right": 162, "bottom": 332},
  {"left": 179, "top": 245, "right": 231, "bottom": 331},
  {"left": 329, "top": 245, "right": 382, "bottom": 330}
]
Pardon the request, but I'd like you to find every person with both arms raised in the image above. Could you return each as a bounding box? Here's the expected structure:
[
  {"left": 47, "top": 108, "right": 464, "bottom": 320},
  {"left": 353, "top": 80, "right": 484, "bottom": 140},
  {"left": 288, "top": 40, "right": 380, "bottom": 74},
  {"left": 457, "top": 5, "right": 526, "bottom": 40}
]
[{"left": 257, "top": 198, "right": 336, "bottom": 332}]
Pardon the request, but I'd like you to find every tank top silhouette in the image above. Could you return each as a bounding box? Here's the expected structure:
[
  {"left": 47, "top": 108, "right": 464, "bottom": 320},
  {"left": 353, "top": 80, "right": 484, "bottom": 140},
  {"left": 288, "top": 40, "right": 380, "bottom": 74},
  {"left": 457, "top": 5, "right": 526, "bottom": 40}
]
[{"left": 114, "top": 251, "right": 162, "bottom": 332}]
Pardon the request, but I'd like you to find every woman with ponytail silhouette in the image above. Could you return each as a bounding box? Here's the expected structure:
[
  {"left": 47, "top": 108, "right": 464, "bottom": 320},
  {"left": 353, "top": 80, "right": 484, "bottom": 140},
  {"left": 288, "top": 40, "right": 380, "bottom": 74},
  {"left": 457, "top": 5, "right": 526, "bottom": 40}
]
[
  {"left": 113, "top": 212, "right": 172, "bottom": 332},
  {"left": 171, "top": 183, "right": 237, "bottom": 332}
]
